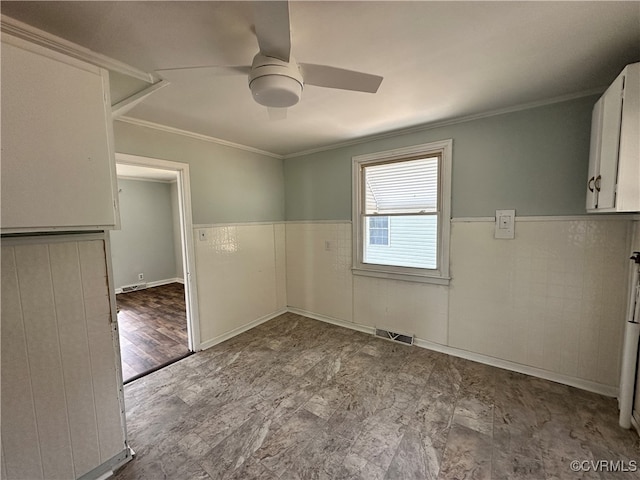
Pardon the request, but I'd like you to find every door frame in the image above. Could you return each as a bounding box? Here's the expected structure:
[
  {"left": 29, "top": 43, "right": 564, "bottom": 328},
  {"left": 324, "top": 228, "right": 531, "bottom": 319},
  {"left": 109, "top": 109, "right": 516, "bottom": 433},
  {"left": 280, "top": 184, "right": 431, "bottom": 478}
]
[{"left": 113, "top": 153, "right": 201, "bottom": 351}]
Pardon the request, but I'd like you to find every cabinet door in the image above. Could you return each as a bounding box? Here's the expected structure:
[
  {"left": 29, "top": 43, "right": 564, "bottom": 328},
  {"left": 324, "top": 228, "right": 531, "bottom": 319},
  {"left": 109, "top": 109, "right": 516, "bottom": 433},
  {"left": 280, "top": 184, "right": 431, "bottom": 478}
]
[
  {"left": 1, "top": 236, "right": 127, "bottom": 479},
  {"left": 1, "top": 35, "right": 119, "bottom": 232},
  {"left": 597, "top": 72, "right": 625, "bottom": 209},
  {"left": 616, "top": 63, "right": 640, "bottom": 212},
  {"left": 586, "top": 97, "right": 603, "bottom": 210}
]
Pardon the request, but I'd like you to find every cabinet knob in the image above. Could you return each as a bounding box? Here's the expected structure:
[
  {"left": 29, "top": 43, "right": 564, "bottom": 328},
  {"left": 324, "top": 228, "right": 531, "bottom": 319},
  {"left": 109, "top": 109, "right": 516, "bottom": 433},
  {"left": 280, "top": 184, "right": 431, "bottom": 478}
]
[
  {"left": 594, "top": 175, "right": 601, "bottom": 192},
  {"left": 588, "top": 176, "right": 595, "bottom": 192}
]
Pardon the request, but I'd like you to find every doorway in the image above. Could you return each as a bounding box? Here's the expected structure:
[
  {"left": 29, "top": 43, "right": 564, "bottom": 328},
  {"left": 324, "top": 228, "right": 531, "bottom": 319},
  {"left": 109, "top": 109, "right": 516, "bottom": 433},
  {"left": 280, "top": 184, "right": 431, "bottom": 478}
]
[{"left": 111, "top": 153, "right": 200, "bottom": 383}]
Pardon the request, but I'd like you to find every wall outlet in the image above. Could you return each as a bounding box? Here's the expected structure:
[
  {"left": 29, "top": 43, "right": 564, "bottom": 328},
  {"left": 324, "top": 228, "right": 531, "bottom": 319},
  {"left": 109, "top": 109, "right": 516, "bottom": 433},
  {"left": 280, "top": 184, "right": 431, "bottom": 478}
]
[
  {"left": 199, "top": 230, "right": 207, "bottom": 241},
  {"left": 138, "top": 273, "right": 144, "bottom": 280}
]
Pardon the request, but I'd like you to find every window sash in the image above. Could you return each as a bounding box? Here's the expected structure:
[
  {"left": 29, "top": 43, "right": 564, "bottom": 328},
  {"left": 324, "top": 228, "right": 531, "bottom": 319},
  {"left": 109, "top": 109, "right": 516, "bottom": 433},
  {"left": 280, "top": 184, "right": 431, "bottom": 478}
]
[
  {"left": 361, "top": 155, "right": 441, "bottom": 215},
  {"left": 352, "top": 138, "right": 452, "bottom": 285},
  {"left": 363, "top": 214, "right": 438, "bottom": 270}
]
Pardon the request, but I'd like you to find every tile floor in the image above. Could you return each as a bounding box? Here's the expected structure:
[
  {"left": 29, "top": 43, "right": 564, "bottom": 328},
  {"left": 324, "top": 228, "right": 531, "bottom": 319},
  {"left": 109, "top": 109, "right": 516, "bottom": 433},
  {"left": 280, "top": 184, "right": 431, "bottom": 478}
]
[{"left": 114, "top": 313, "right": 639, "bottom": 480}]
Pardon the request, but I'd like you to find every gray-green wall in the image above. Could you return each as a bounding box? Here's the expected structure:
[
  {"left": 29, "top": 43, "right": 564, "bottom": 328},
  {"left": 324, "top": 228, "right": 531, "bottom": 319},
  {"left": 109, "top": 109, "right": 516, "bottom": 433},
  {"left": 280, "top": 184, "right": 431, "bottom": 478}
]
[
  {"left": 110, "top": 178, "right": 177, "bottom": 288},
  {"left": 285, "top": 95, "right": 597, "bottom": 220},
  {"left": 113, "top": 121, "right": 285, "bottom": 224},
  {"left": 114, "top": 96, "right": 596, "bottom": 223}
]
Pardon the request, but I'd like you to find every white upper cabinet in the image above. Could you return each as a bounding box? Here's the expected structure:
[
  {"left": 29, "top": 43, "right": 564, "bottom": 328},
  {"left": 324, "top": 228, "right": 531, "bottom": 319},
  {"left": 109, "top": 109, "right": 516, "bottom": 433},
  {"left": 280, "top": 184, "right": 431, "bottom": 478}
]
[
  {"left": 586, "top": 62, "right": 640, "bottom": 213},
  {"left": 1, "top": 34, "right": 119, "bottom": 233}
]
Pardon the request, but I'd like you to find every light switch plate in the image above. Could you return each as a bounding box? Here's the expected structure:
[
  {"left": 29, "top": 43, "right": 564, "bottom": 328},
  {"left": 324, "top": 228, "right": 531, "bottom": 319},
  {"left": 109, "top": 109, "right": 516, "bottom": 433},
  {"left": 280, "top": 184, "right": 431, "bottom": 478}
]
[{"left": 495, "top": 209, "right": 515, "bottom": 239}]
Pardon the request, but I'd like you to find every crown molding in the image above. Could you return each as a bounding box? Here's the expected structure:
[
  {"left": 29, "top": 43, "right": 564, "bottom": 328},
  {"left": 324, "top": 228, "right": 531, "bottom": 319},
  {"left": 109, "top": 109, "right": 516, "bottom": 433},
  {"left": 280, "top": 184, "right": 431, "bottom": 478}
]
[
  {"left": 115, "top": 117, "right": 284, "bottom": 159},
  {"left": 282, "top": 87, "right": 605, "bottom": 159},
  {"left": 1, "top": 14, "right": 157, "bottom": 83},
  {"left": 1, "top": 13, "right": 607, "bottom": 161},
  {"left": 118, "top": 86, "right": 602, "bottom": 161}
]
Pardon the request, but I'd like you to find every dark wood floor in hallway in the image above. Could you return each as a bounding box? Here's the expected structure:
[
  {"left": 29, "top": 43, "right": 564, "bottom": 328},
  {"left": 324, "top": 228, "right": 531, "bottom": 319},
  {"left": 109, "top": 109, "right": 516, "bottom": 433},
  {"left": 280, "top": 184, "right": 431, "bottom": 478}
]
[{"left": 116, "top": 282, "right": 189, "bottom": 383}]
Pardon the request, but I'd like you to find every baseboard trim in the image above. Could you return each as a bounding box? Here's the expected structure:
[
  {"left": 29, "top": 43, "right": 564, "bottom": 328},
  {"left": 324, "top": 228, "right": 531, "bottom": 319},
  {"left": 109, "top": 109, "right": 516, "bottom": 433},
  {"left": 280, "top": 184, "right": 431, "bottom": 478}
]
[
  {"left": 412, "top": 338, "right": 618, "bottom": 398},
  {"left": 77, "top": 446, "right": 134, "bottom": 480},
  {"left": 286, "top": 307, "right": 375, "bottom": 335},
  {"left": 115, "top": 277, "right": 183, "bottom": 294},
  {"left": 198, "top": 308, "right": 288, "bottom": 351},
  {"left": 285, "top": 307, "right": 619, "bottom": 398}
]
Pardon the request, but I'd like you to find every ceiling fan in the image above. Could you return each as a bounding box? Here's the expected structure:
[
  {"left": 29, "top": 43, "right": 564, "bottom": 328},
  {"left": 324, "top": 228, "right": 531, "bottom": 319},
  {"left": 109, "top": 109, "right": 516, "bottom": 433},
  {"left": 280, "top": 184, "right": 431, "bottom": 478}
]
[{"left": 156, "top": 1, "right": 383, "bottom": 117}]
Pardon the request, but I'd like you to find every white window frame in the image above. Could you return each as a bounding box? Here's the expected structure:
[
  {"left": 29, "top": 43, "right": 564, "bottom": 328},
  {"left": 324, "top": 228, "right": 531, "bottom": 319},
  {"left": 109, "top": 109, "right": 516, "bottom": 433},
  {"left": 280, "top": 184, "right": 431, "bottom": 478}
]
[{"left": 352, "top": 139, "right": 452, "bottom": 285}]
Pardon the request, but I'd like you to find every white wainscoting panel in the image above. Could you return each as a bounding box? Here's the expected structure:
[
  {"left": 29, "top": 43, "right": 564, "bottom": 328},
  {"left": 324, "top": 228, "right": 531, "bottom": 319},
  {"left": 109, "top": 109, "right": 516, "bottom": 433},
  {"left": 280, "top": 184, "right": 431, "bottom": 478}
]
[
  {"left": 274, "top": 223, "right": 287, "bottom": 310},
  {"left": 449, "top": 219, "right": 631, "bottom": 388},
  {"left": 194, "top": 224, "right": 282, "bottom": 346},
  {"left": 353, "top": 275, "right": 449, "bottom": 344},
  {"left": 1, "top": 238, "right": 125, "bottom": 480},
  {"left": 285, "top": 222, "right": 353, "bottom": 323}
]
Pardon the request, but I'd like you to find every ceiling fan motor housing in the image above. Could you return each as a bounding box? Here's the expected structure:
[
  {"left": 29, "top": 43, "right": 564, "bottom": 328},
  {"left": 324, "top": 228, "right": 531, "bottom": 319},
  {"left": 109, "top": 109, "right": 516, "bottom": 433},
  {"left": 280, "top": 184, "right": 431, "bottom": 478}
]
[{"left": 249, "top": 54, "right": 304, "bottom": 108}]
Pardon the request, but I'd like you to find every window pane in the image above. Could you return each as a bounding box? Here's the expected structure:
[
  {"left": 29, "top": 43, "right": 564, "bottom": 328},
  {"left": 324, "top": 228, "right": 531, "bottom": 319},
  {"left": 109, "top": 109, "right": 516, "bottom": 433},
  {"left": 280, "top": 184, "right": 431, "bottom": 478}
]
[
  {"left": 364, "top": 157, "right": 438, "bottom": 214},
  {"left": 364, "top": 215, "right": 437, "bottom": 269},
  {"left": 367, "top": 216, "right": 389, "bottom": 245}
]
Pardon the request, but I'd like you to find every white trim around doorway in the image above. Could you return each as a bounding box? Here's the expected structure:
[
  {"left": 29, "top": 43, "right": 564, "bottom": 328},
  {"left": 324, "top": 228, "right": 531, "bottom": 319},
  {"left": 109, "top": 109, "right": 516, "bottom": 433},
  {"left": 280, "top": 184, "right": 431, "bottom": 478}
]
[{"left": 114, "top": 152, "right": 201, "bottom": 351}]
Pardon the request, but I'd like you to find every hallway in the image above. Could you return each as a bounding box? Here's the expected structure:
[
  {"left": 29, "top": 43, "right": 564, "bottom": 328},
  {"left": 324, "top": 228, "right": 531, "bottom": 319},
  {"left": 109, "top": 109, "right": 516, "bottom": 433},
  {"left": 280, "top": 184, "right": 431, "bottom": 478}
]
[{"left": 116, "top": 282, "right": 189, "bottom": 383}]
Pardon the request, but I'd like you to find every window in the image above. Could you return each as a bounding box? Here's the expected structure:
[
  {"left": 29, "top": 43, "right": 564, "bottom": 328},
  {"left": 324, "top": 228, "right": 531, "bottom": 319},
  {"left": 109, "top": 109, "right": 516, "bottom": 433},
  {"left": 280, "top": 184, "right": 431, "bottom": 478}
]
[
  {"left": 367, "top": 216, "right": 389, "bottom": 245},
  {"left": 352, "top": 139, "right": 452, "bottom": 284}
]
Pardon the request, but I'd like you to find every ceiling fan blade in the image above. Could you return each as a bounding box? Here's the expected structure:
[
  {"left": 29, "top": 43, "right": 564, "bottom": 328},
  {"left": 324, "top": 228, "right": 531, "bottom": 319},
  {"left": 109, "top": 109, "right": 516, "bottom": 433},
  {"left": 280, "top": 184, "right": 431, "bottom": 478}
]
[
  {"left": 300, "top": 63, "right": 383, "bottom": 93},
  {"left": 267, "top": 107, "right": 287, "bottom": 121},
  {"left": 252, "top": 1, "right": 291, "bottom": 62},
  {"left": 155, "top": 65, "right": 251, "bottom": 75}
]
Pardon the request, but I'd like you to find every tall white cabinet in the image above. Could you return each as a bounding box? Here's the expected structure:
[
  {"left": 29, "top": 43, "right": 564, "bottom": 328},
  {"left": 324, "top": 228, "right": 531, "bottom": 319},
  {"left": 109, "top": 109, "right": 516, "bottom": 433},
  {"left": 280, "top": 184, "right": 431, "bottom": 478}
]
[
  {"left": 1, "top": 33, "right": 129, "bottom": 480},
  {"left": 1, "top": 33, "right": 119, "bottom": 232},
  {"left": 586, "top": 62, "right": 640, "bottom": 213},
  {"left": 1, "top": 236, "right": 129, "bottom": 480}
]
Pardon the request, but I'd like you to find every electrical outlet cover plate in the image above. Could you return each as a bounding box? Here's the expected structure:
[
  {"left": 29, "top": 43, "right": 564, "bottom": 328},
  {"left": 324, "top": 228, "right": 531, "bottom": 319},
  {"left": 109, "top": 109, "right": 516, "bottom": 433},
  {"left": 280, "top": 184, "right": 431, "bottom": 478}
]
[{"left": 495, "top": 209, "right": 515, "bottom": 239}]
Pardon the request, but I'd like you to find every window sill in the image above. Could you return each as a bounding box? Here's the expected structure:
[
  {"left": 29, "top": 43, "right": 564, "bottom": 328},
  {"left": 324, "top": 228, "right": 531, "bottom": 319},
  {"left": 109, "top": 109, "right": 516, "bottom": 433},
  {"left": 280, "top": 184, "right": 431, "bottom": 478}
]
[{"left": 352, "top": 267, "right": 450, "bottom": 286}]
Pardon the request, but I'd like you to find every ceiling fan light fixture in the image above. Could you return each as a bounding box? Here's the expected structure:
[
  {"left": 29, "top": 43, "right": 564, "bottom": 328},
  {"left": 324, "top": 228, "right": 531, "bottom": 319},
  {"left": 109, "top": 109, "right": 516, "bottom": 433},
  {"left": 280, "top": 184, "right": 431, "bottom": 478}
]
[{"left": 250, "top": 74, "right": 302, "bottom": 108}]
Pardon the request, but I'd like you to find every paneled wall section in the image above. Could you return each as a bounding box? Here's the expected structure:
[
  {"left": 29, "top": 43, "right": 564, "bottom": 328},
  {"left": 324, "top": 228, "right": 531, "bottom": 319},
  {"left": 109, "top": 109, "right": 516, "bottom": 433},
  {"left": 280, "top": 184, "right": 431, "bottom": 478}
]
[
  {"left": 449, "top": 219, "right": 630, "bottom": 388},
  {"left": 283, "top": 218, "right": 632, "bottom": 394},
  {"left": 285, "top": 222, "right": 353, "bottom": 323},
  {"left": 194, "top": 223, "right": 287, "bottom": 348},
  {"left": 1, "top": 238, "right": 125, "bottom": 480}
]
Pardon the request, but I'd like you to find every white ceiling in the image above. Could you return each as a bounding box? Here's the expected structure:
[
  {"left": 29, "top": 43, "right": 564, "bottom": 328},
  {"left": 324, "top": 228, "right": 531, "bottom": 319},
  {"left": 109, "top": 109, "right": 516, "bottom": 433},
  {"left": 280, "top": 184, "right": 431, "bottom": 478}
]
[{"left": 3, "top": 1, "right": 639, "bottom": 157}]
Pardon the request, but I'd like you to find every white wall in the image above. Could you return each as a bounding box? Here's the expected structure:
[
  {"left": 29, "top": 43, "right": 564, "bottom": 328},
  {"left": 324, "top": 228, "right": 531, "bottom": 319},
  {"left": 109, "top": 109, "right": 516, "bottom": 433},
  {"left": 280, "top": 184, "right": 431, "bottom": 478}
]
[
  {"left": 285, "top": 222, "right": 353, "bottom": 324},
  {"left": 192, "top": 216, "right": 631, "bottom": 394},
  {"left": 284, "top": 217, "right": 633, "bottom": 395},
  {"left": 449, "top": 219, "right": 630, "bottom": 389},
  {"left": 194, "top": 223, "right": 287, "bottom": 349}
]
